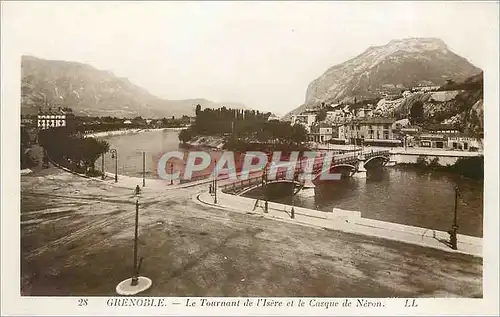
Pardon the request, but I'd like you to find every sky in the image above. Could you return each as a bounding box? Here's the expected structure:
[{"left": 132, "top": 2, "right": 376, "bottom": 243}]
[{"left": 2, "top": 1, "right": 498, "bottom": 115}]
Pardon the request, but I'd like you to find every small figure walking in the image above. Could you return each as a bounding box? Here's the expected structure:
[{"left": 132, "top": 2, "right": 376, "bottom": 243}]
[{"left": 135, "top": 185, "right": 141, "bottom": 195}]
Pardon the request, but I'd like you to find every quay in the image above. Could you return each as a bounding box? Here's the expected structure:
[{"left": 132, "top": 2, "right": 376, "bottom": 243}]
[{"left": 196, "top": 189, "right": 482, "bottom": 257}]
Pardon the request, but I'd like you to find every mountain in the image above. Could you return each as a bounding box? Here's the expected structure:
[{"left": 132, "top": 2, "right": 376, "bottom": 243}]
[
  {"left": 21, "top": 56, "right": 250, "bottom": 118},
  {"left": 284, "top": 38, "right": 482, "bottom": 119}
]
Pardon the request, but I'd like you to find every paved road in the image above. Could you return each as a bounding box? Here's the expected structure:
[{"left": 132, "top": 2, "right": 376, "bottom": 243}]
[{"left": 21, "top": 166, "right": 482, "bottom": 297}]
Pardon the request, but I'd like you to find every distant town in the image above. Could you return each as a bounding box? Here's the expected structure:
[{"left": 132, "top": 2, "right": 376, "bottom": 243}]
[{"left": 22, "top": 80, "right": 483, "bottom": 154}]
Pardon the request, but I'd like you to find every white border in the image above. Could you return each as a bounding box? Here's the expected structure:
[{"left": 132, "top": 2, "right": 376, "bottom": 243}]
[{"left": 1, "top": 1, "right": 499, "bottom": 316}]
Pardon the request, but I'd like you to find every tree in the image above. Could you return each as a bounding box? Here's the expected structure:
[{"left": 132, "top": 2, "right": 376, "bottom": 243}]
[
  {"left": 291, "top": 124, "right": 308, "bottom": 145},
  {"left": 80, "top": 137, "right": 109, "bottom": 172},
  {"left": 195, "top": 104, "right": 202, "bottom": 116},
  {"left": 410, "top": 100, "right": 424, "bottom": 124},
  {"left": 316, "top": 108, "right": 327, "bottom": 122},
  {"left": 178, "top": 129, "right": 192, "bottom": 143}
]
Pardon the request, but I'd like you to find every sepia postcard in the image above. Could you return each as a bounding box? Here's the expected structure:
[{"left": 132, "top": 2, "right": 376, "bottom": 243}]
[{"left": 1, "top": 1, "right": 499, "bottom": 316}]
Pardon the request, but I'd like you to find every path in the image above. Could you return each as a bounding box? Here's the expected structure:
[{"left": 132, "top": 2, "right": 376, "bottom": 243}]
[{"left": 20, "top": 167, "right": 482, "bottom": 297}]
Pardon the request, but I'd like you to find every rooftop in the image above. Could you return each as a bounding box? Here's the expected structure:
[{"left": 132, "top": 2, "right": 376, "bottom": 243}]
[
  {"left": 423, "top": 124, "right": 460, "bottom": 131},
  {"left": 352, "top": 117, "right": 397, "bottom": 124}
]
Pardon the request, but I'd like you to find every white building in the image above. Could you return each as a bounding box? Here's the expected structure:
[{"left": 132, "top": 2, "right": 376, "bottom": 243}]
[
  {"left": 309, "top": 123, "right": 334, "bottom": 143},
  {"left": 267, "top": 114, "right": 280, "bottom": 121},
  {"left": 356, "top": 108, "right": 373, "bottom": 118},
  {"left": 290, "top": 113, "right": 317, "bottom": 132},
  {"left": 37, "top": 108, "right": 67, "bottom": 130},
  {"left": 402, "top": 90, "right": 412, "bottom": 98},
  {"left": 447, "top": 135, "right": 482, "bottom": 151}
]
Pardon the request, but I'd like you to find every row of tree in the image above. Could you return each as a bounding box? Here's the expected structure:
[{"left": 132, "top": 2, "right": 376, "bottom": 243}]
[
  {"left": 181, "top": 105, "right": 308, "bottom": 146},
  {"left": 39, "top": 127, "right": 110, "bottom": 175}
]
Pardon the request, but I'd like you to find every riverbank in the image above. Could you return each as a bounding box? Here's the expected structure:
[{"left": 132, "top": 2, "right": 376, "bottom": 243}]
[
  {"left": 184, "top": 135, "right": 225, "bottom": 149},
  {"left": 85, "top": 127, "right": 185, "bottom": 139},
  {"left": 196, "top": 190, "right": 482, "bottom": 257},
  {"left": 20, "top": 167, "right": 482, "bottom": 297}
]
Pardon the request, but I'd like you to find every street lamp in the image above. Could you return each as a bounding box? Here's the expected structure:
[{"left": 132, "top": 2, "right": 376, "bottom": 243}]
[
  {"left": 131, "top": 199, "right": 141, "bottom": 286},
  {"left": 213, "top": 159, "right": 218, "bottom": 204},
  {"left": 101, "top": 153, "right": 105, "bottom": 180},
  {"left": 115, "top": 197, "right": 152, "bottom": 295},
  {"left": 291, "top": 172, "right": 296, "bottom": 219},
  {"left": 448, "top": 186, "right": 460, "bottom": 250},
  {"left": 142, "top": 151, "right": 145, "bottom": 187},
  {"left": 110, "top": 149, "right": 118, "bottom": 183},
  {"left": 170, "top": 163, "right": 174, "bottom": 185}
]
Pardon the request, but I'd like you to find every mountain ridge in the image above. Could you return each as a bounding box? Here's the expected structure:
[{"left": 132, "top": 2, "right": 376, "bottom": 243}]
[
  {"left": 21, "top": 56, "right": 250, "bottom": 118},
  {"left": 285, "top": 38, "right": 481, "bottom": 120}
]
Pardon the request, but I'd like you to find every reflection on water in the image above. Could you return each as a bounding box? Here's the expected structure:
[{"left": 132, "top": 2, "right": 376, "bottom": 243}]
[
  {"left": 96, "top": 130, "right": 483, "bottom": 237},
  {"left": 96, "top": 129, "right": 189, "bottom": 179},
  {"left": 245, "top": 167, "right": 483, "bottom": 237}
]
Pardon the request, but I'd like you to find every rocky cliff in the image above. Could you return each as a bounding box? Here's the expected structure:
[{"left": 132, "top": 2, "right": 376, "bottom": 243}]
[{"left": 285, "top": 38, "right": 481, "bottom": 119}]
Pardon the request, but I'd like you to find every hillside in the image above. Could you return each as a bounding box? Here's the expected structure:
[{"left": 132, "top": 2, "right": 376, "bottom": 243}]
[
  {"left": 284, "top": 38, "right": 481, "bottom": 119},
  {"left": 21, "top": 56, "right": 249, "bottom": 118},
  {"left": 392, "top": 72, "right": 484, "bottom": 135}
]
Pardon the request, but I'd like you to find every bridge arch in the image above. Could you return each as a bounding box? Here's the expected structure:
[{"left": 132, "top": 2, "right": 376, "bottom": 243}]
[
  {"left": 363, "top": 155, "right": 390, "bottom": 169},
  {"left": 313, "top": 163, "right": 356, "bottom": 181},
  {"left": 237, "top": 179, "right": 303, "bottom": 196}
]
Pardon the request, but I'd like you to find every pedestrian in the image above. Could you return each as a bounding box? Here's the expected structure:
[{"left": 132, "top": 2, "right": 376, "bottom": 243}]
[{"left": 135, "top": 185, "right": 141, "bottom": 195}]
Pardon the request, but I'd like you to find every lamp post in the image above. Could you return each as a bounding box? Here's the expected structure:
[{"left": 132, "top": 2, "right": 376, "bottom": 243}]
[
  {"left": 448, "top": 186, "right": 459, "bottom": 250},
  {"left": 142, "top": 151, "right": 145, "bottom": 187},
  {"left": 110, "top": 149, "right": 118, "bottom": 183},
  {"left": 170, "top": 163, "right": 174, "bottom": 185},
  {"left": 101, "top": 153, "right": 105, "bottom": 180},
  {"left": 131, "top": 199, "right": 140, "bottom": 286},
  {"left": 213, "top": 159, "right": 218, "bottom": 204},
  {"left": 263, "top": 161, "right": 269, "bottom": 213},
  {"left": 291, "top": 172, "right": 295, "bottom": 219},
  {"left": 116, "top": 197, "right": 152, "bottom": 295}
]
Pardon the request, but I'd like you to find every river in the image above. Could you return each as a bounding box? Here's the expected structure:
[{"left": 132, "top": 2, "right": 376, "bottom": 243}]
[{"left": 96, "top": 129, "right": 483, "bottom": 237}]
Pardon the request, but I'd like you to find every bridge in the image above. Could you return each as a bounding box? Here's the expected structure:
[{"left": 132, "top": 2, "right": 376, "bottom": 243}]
[{"left": 221, "top": 150, "right": 391, "bottom": 195}]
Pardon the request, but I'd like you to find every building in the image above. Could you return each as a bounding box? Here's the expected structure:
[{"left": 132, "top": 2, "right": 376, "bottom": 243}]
[
  {"left": 417, "top": 133, "right": 448, "bottom": 148},
  {"left": 447, "top": 135, "right": 482, "bottom": 151},
  {"left": 344, "top": 117, "right": 400, "bottom": 146},
  {"left": 423, "top": 124, "right": 460, "bottom": 135},
  {"left": 412, "top": 85, "right": 441, "bottom": 93},
  {"left": 309, "top": 123, "right": 334, "bottom": 143},
  {"left": 356, "top": 108, "right": 373, "bottom": 119},
  {"left": 21, "top": 116, "right": 36, "bottom": 128},
  {"left": 267, "top": 114, "right": 280, "bottom": 121},
  {"left": 37, "top": 108, "right": 69, "bottom": 130},
  {"left": 290, "top": 113, "right": 317, "bottom": 132},
  {"left": 325, "top": 109, "right": 353, "bottom": 124}
]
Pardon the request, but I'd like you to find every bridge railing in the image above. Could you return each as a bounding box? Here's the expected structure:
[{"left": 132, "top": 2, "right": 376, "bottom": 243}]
[{"left": 221, "top": 150, "right": 391, "bottom": 194}]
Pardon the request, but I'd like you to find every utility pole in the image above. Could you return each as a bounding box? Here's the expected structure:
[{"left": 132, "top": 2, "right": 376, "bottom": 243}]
[
  {"left": 115, "top": 195, "right": 152, "bottom": 295},
  {"left": 449, "top": 186, "right": 459, "bottom": 250},
  {"left": 170, "top": 163, "right": 174, "bottom": 185},
  {"left": 110, "top": 149, "right": 118, "bottom": 183},
  {"left": 291, "top": 174, "right": 295, "bottom": 219},
  {"left": 101, "top": 153, "right": 105, "bottom": 180},
  {"left": 142, "top": 151, "right": 145, "bottom": 187},
  {"left": 131, "top": 199, "right": 140, "bottom": 286},
  {"left": 214, "top": 159, "right": 218, "bottom": 204}
]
